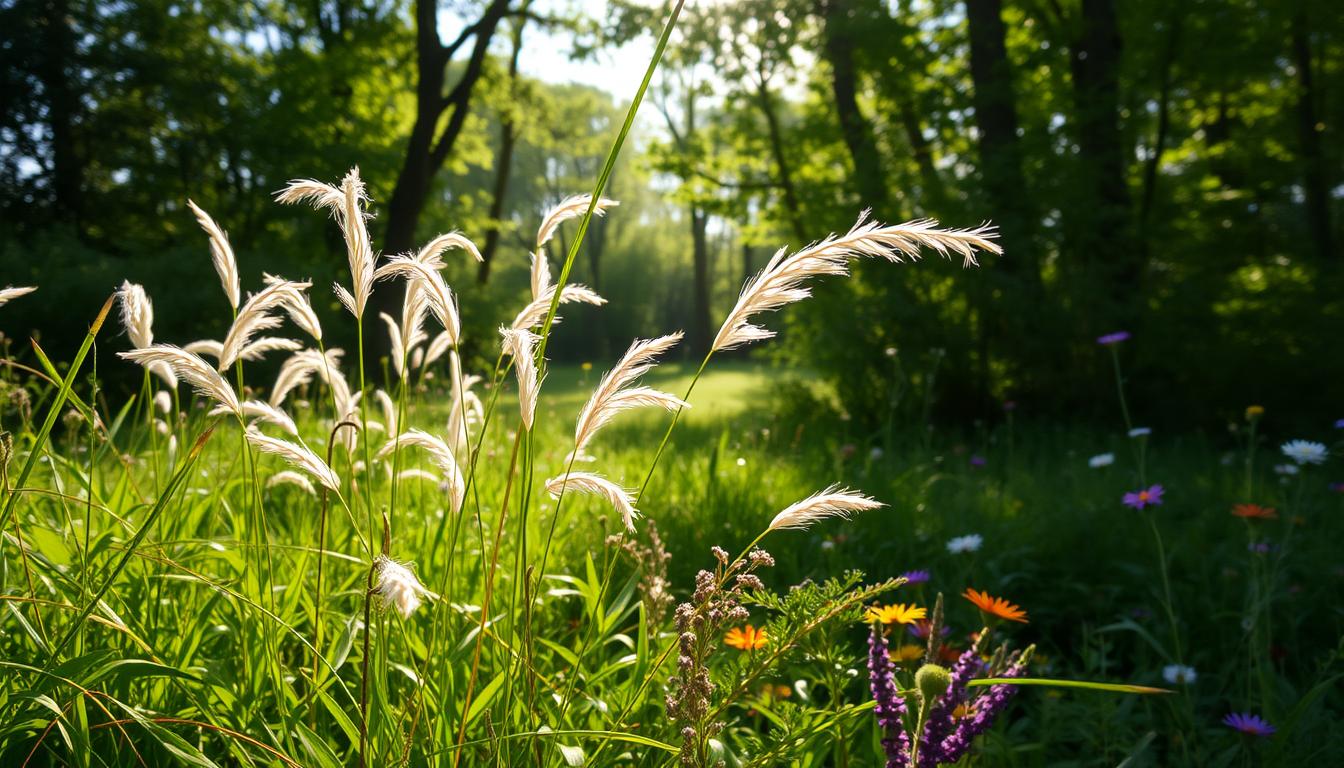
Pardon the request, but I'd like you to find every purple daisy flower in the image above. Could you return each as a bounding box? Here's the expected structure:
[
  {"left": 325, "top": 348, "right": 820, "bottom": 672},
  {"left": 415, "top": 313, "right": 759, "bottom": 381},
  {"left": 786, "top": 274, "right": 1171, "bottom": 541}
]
[
  {"left": 1335, "top": 418, "right": 1344, "bottom": 429},
  {"left": 1122, "top": 484, "right": 1165, "bottom": 510},
  {"left": 901, "top": 569, "right": 931, "bottom": 585},
  {"left": 1097, "top": 331, "right": 1131, "bottom": 346},
  {"left": 1223, "top": 712, "right": 1276, "bottom": 737},
  {"left": 969, "top": 455, "right": 986, "bottom": 467}
]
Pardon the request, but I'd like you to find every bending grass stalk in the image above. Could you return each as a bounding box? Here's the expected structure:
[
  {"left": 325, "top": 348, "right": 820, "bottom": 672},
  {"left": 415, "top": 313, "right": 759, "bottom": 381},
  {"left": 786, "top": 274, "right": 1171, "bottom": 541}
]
[
  {"left": 45, "top": 425, "right": 214, "bottom": 661},
  {"left": 0, "top": 295, "right": 114, "bottom": 541},
  {"left": 312, "top": 420, "right": 360, "bottom": 715},
  {"left": 452, "top": 425, "right": 525, "bottom": 768}
]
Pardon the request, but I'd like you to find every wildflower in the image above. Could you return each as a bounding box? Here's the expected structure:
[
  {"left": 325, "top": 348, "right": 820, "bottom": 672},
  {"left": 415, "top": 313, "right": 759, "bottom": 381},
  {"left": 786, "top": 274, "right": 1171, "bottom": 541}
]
[
  {"left": 962, "top": 588, "right": 1028, "bottom": 623},
  {"left": 1273, "top": 463, "right": 1299, "bottom": 476},
  {"left": 901, "top": 569, "right": 931, "bottom": 584},
  {"left": 1122, "top": 484, "right": 1165, "bottom": 510},
  {"left": 866, "top": 603, "right": 928, "bottom": 625},
  {"left": 1231, "top": 503, "right": 1277, "bottom": 520},
  {"left": 1335, "top": 418, "right": 1344, "bottom": 429},
  {"left": 1223, "top": 712, "right": 1276, "bottom": 737},
  {"left": 724, "top": 624, "right": 768, "bottom": 650},
  {"left": 1163, "top": 664, "right": 1197, "bottom": 685},
  {"left": 373, "top": 556, "right": 434, "bottom": 619},
  {"left": 736, "top": 457, "right": 746, "bottom": 467},
  {"left": 884, "top": 346, "right": 898, "bottom": 358},
  {"left": 1096, "top": 331, "right": 1130, "bottom": 345},
  {"left": 890, "top": 643, "right": 925, "bottom": 663},
  {"left": 946, "top": 534, "right": 983, "bottom": 554},
  {"left": 1088, "top": 452, "right": 1115, "bottom": 468},
  {"left": 870, "top": 446, "right": 885, "bottom": 461},
  {"left": 1247, "top": 541, "right": 1273, "bottom": 554},
  {"left": 908, "top": 619, "right": 951, "bottom": 641},
  {"left": 1128, "top": 427, "right": 1152, "bottom": 438},
  {"left": 969, "top": 455, "right": 986, "bottom": 468},
  {"left": 1002, "top": 400, "right": 1017, "bottom": 412},
  {"left": 1245, "top": 405, "right": 1264, "bottom": 420},
  {"left": 868, "top": 624, "right": 912, "bottom": 766},
  {"left": 580, "top": 361, "right": 593, "bottom": 371},
  {"left": 1281, "top": 440, "right": 1327, "bottom": 465}
]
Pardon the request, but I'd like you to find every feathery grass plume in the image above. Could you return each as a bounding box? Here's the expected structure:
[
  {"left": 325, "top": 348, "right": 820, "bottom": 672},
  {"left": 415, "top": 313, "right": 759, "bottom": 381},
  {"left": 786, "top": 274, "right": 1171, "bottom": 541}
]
[
  {"left": 499, "top": 327, "right": 541, "bottom": 429},
  {"left": 373, "top": 555, "right": 436, "bottom": 618},
  {"left": 446, "top": 351, "right": 483, "bottom": 454},
  {"left": 713, "top": 213, "right": 1000, "bottom": 352},
  {"left": 374, "top": 389, "right": 397, "bottom": 438},
  {"left": 376, "top": 255, "right": 460, "bottom": 346},
  {"left": 511, "top": 248, "right": 607, "bottom": 330},
  {"left": 186, "top": 200, "right": 240, "bottom": 311},
  {"left": 376, "top": 429, "right": 465, "bottom": 513},
  {"left": 120, "top": 345, "right": 240, "bottom": 416},
  {"left": 544, "top": 471, "right": 639, "bottom": 532},
  {"left": 183, "top": 339, "right": 223, "bottom": 359},
  {"left": 245, "top": 428, "right": 340, "bottom": 492},
  {"left": 218, "top": 279, "right": 312, "bottom": 370},
  {"left": 574, "top": 333, "right": 688, "bottom": 455},
  {"left": 421, "top": 331, "right": 453, "bottom": 370},
  {"left": 238, "top": 337, "right": 302, "bottom": 363},
  {"left": 0, "top": 286, "right": 37, "bottom": 307},
  {"left": 212, "top": 400, "right": 299, "bottom": 436},
  {"left": 270, "top": 349, "right": 323, "bottom": 406},
  {"left": 379, "top": 310, "right": 426, "bottom": 378},
  {"left": 416, "top": 231, "right": 483, "bottom": 267},
  {"left": 767, "top": 485, "right": 884, "bottom": 532},
  {"left": 275, "top": 169, "right": 376, "bottom": 318},
  {"left": 397, "top": 468, "right": 440, "bottom": 484},
  {"left": 535, "top": 194, "right": 619, "bottom": 250},
  {"left": 263, "top": 273, "right": 322, "bottom": 341},
  {"left": 267, "top": 470, "right": 317, "bottom": 496},
  {"left": 116, "top": 281, "right": 177, "bottom": 388},
  {"left": 153, "top": 390, "right": 172, "bottom": 415}
]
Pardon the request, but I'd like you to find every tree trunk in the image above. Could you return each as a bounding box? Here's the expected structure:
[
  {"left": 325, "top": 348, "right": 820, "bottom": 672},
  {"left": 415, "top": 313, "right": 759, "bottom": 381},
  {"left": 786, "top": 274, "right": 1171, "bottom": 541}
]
[
  {"left": 478, "top": 15, "right": 529, "bottom": 285},
  {"left": 965, "top": 0, "right": 1036, "bottom": 286},
  {"left": 689, "top": 207, "right": 712, "bottom": 355},
  {"left": 38, "top": 0, "right": 82, "bottom": 226},
  {"left": 1291, "top": 10, "right": 1335, "bottom": 262},
  {"left": 1067, "top": 0, "right": 1138, "bottom": 301},
  {"left": 753, "top": 77, "right": 808, "bottom": 243},
  {"left": 384, "top": 0, "right": 510, "bottom": 257},
  {"left": 817, "top": 0, "right": 890, "bottom": 216}
]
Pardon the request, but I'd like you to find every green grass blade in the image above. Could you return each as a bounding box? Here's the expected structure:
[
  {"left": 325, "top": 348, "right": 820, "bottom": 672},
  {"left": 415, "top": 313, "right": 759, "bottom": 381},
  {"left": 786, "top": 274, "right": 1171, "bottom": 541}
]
[{"left": 967, "top": 677, "right": 1172, "bottom": 694}]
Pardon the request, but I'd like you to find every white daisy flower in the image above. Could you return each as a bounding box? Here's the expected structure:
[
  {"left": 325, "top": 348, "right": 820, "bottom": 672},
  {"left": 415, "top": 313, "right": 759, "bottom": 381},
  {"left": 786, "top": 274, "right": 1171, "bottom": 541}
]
[
  {"left": 946, "top": 534, "right": 983, "bottom": 554},
  {"left": 1162, "top": 664, "right": 1197, "bottom": 685},
  {"left": 1088, "top": 453, "right": 1115, "bottom": 468},
  {"left": 1128, "top": 427, "right": 1152, "bottom": 438},
  {"left": 1281, "top": 440, "right": 1327, "bottom": 465}
]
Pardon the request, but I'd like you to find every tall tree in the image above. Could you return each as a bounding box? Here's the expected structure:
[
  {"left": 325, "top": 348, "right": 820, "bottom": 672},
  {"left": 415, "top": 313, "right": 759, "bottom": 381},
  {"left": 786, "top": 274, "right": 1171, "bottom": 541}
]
[
  {"left": 815, "top": 0, "right": 892, "bottom": 216},
  {"left": 477, "top": 11, "right": 530, "bottom": 284},
  {"left": 964, "top": 0, "right": 1036, "bottom": 286},
  {"left": 384, "top": 0, "right": 511, "bottom": 257}
]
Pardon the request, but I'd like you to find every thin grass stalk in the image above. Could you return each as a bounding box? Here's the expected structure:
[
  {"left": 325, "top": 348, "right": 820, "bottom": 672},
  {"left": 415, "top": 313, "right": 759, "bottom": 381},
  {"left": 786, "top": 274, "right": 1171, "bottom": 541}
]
[{"left": 452, "top": 427, "right": 524, "bottom": 768}]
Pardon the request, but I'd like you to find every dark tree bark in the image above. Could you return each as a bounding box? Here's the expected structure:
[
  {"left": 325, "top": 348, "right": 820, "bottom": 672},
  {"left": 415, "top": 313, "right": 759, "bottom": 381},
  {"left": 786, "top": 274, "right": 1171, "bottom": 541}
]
[
  {"left": 1138, "top": 1, "right": 1186, "bottom": 231},
  {"left": 965, "top": 0, "right": 1037, "bottom": 286},
  {"left": 38, "top": 0, "right": 83, "bottom": 226},
  {"left": 1066, "top": 0, "right": 1139, "bottom": 298},
  {"left": 816, "top": 0, "right": 891, "bottom": 216},
  {"left": 753, "top": 76, "right": 808, "bottom": 243},
  {"left": 1291, "top": 9, "right": 1335, "bottom": 262},
  {"left": 477, "top": 15, "right": 529, "bottom": 285},
  {"left": 384, "top": 0, "right": 511, "bottom": 259}
]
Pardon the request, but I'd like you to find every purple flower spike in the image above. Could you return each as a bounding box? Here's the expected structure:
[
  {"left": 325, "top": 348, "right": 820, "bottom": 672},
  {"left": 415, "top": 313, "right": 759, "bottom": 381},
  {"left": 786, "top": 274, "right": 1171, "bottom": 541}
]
[
  {"left": 901, "top": 569, "right": 931, "bottom": 585},
  {"left": 1122, "top": 484, "right": 1165, "bottom": 510},
  {"left": 868, "top": 626, "right": 912, "bottom": 767},
  {"left": 1223, "top": 712, "right": 1276, "bottom": 737},
  {"left": 1097, "top": 331, "right": 1131, "bottom": 346},
  {"left": 939, "top": 656, "right": 1029, "bottom": 764}
]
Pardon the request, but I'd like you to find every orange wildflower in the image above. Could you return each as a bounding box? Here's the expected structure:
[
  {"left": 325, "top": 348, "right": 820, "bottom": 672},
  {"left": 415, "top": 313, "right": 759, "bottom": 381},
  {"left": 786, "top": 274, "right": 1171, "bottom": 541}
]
[
  {"left": 963, "top": 588, "right": 1029, "bottom": 623},
  {"left": 1232, "top": 503, "right": 1278, "bottom": 520},
  {"left": 724, "top": 624, "right": 769, "bottom": 650},
  {"left": 865, "top": 603, "right": 928, "bottom": 625}
]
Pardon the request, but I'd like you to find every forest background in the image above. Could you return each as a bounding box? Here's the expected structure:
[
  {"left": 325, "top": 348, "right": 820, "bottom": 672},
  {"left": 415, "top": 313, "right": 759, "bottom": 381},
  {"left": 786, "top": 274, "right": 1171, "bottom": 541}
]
[{"left": 2, "top": 0, "right": 1340, "bottom": 430}]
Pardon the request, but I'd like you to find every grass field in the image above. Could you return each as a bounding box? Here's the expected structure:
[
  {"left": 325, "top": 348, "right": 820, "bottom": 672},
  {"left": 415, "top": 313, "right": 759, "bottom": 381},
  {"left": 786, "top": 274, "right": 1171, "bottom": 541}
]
[{"left": 3, "top": 335, "right": 1339, "bottom": 766}]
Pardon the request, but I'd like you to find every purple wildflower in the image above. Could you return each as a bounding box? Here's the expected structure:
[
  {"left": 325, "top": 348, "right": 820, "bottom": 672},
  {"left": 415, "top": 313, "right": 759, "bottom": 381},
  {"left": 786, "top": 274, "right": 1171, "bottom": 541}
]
[
  {"left": 969, "top": 455, "right": 986, "bottom": 468},
  {"left": 868, "top": 626, "right": 911, "bottom": 767},
  {"left": 1247, "top": 541, "right": 1273, "bottom": 555},
  {"left": 1122, "top": 484, "right": 1165, "bottom": 510},
  {"left": 1223, "top": 712, "right": 1276, "bottom": 737},
  {"left": 916, "top": 644, "right": 982, "bottom": 766},
  {"left": 1335, "top": 418, "right": 1344, "bottom": 429},
  {"left": 901, "top": 569, "right": 931, "bottom": 585},
  {"left": 938, "top": 654, "right": 1029, "bottom": 764},
  {"left": 1096, "top": 331, "right": 1131, "bottom": 346}
]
